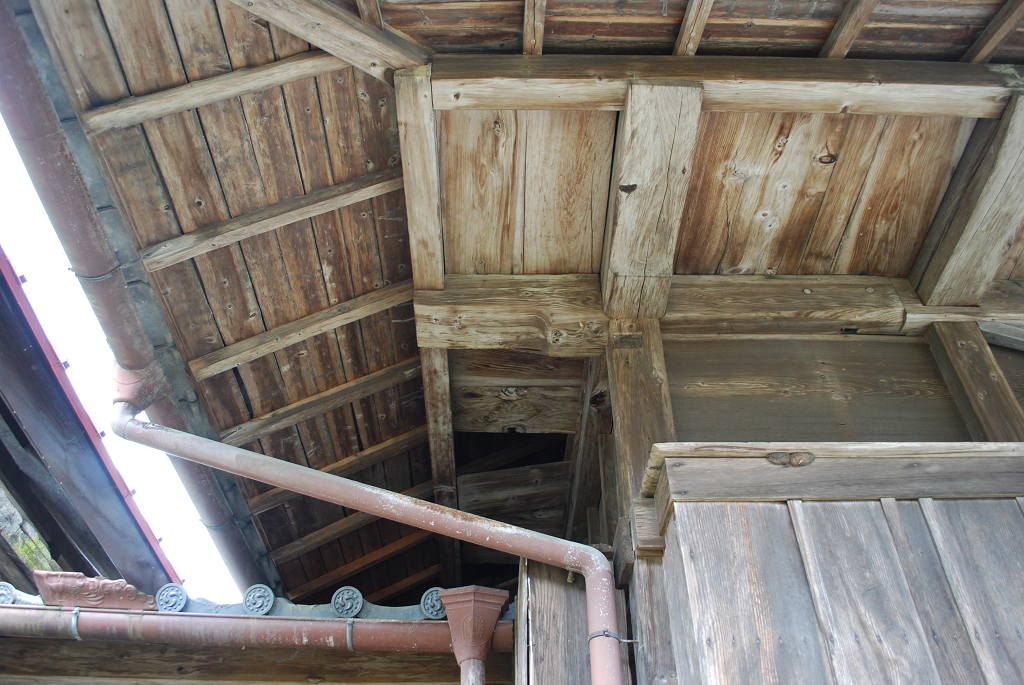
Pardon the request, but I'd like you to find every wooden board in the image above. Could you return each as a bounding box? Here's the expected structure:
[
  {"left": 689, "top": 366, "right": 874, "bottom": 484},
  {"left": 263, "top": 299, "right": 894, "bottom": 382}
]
[
  {"left": 627, "top": 557, "right": 679, "bottom": 685},
  {"left": 663, "top": 501, "right": 832, "bottom": 683},
  {"left": 458, "top": 461, "right": 570, "bottom": 536},
  {"left": 921, "top": 498, "right": 1024, "bottom": 684},
  {"left": 451, "top": 385, "right": 581, "bottom": 433},
  {"left": 523, "top": 560, "right": 591, "bottom": 685},
  {"left": 665, "top": 336, "right": 971, "bottom": 442},
  {"left": 790, "top": 500, "right": 942, "bottom": 684},
  {"left": 448, "top": 349, "right": 585, "bottom": 387}
]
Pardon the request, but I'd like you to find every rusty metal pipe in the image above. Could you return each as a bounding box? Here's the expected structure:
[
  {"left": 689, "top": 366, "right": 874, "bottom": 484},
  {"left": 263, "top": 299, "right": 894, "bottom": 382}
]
[
  {"left": 0, "top": 605, "right": 514, "bottom": 653},
  {"left": 113, "top": 403, "right": 623, "bottom": 685},
  {"left": 462, "top": 659, "right": 486, "bottom": 685},
  {"left": 0, "top": 0, "right": 262, "bottom": 592}
]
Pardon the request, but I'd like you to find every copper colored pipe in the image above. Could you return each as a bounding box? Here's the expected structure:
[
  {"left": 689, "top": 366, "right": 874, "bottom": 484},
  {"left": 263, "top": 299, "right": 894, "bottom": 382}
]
[
  {"left": 0, "top": 605, "right": 513, "bottom": 653},
  {"left": 113, "top": 403, "right": 623, "bottom": 685}
]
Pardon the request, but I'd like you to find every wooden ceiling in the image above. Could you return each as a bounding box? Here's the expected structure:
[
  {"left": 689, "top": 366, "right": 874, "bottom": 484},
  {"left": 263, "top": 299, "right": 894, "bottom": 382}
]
[{"left": 28, "top": 0, "right": 1024, "bottom": 605}]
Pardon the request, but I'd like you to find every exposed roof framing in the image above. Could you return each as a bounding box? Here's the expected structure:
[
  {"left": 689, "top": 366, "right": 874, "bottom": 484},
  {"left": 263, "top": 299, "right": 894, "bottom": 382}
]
[
  {"left": 818, "top": 0, "right": 881, "bottom": 59},
  {"left": 963, "top": 0, "right": 1024, "bottom": 63}
]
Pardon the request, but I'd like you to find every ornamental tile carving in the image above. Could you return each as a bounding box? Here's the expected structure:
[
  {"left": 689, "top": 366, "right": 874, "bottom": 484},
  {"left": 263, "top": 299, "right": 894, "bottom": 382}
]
[{"left": 33, "top": 571, "right": 157, "bottom": 610}]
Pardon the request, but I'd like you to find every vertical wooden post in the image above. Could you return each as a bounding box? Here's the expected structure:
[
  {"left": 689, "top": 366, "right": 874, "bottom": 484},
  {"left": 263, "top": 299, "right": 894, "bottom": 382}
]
[{"left": 523, "top": 0, "right": 548, "bottom": 55}]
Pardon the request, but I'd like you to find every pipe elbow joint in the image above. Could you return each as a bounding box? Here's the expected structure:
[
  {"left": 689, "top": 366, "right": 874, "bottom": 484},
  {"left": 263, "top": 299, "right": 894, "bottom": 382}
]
[{"left": 111, "top": 402, "right": 139, "bottom": 439}]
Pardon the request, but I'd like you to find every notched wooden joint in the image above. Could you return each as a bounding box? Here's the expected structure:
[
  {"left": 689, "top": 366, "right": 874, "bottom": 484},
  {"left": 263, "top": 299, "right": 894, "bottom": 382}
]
[
  {"left": 612, "top": 333, "right": 644, "bottom": 349},
  {"left": 766, "top": 451, "right": 815, "bottom": 467}
]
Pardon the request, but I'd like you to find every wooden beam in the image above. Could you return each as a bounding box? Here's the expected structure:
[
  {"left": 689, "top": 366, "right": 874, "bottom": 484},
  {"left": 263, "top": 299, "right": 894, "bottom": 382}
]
[
  {"left": 979, "top": 321, "right": 1024, "bottom": 352},
  {"left": 631, "top": 498, "right": 665, "bottom": 556},
  {"left": 911, "top": 95, "right": 1024, "bottom": 306},
  {"left": 246, "top": 425, "right": 428, "bottom": 515},
  {"left": 926, "top": 322, "right": 1024, "bottom": 440},
  {"left": 270, "top": 482, "right": 433, "bottom": 565},
  {"left": 364, "top": 563, "right": 443, "bottom": 603},
  {"left": 458, "top": 461, "right": 570, "bottom": 537},
  {"left": 523, "top": 0, "right": 548, "bottom": 55},
  {"left": 644, "top": 440, "right": 1024, "bottom": 496},
  {"left": 190, "top": 280, "right": 413, "bottom": 381},
  {"left": 141, "top": 168, "right": 403, "bottom": 271},
  {"left": 607, "top": 319, "right": 676, "bottom": 502},
  {"left": 452, "top": 386, "right": 581, "bottom": 433},
  {"left": 395, "top": 65, "right": 445, "bottom": 291},
  {"left": 420, "top": 347, "right": 461, "bottom": 587},
  {"left": 896, "top": 279, "right": 1024, "bottom": 335},
  {"left": 415, "top": 275, "right": 608, "bottom": 356},
  {"left": 227, "top": 0, "right": 428, "bottom": 84},
  {"left": 79, "top": 51, "right": 346, "bottom": 136},
  {"left": 220, "top": 357, "right": 422, "bottom": 446},
  {"left": 818, "top": 0, "right": 880, "bottom": 58},
  {"left": 673, "top": 0, "right": 714, "bottom": 55},
  {"left": 288, "top": 529, "right": 433, "bottom": 600},
  {"left": 962, "top": 0, "right": 1024, "bottom": 63},
  {"left": 654, "top": 456, "right": 1024, "bottom": 516},
  {"left": 602, "top": 84, "right": 702, "bottom": 318},
  {"left": 564, "top": 355, "right": 612, "bottom": 540},
  {"left": 429, "top": 55, "right": 1016, "bottom": 117},
  {"left": 356, "top": 0, "right": 384, "bottom": 28}
]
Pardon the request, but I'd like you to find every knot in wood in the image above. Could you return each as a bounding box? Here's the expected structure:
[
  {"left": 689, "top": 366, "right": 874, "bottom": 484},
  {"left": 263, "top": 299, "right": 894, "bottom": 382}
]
[{"left": 766, "top": 451, "right": 815, "bottom": 467}]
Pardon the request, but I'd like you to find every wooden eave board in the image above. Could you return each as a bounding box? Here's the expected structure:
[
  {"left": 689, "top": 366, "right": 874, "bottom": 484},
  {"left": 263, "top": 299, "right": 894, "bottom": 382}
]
[{"left": 36, "top": 1, "right": 435, "bottom": 601}]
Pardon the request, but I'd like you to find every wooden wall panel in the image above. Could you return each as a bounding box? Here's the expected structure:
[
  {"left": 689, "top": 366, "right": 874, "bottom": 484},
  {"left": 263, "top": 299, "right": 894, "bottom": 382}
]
[
  {"left": 451, "top": 385, "right": 581, "bottom": 433},
  {"left": 665, "top": 337, "right": 971, "bottom": 441},
  {"left": 458, "top": 461, "right": 570, "bottom": 535}
]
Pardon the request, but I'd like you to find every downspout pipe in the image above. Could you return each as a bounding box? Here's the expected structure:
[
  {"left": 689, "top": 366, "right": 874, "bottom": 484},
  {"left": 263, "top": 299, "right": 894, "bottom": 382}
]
[
  {"left": 113, "top": 403, "right": 623, "bottom": 685},
  {"left": 0, "top": 0, "right": 263, "bottom": 592}
]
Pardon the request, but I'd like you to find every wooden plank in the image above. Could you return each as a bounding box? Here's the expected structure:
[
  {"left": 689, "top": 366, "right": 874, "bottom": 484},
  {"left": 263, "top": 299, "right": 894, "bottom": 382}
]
[
  {"left": 921, "top": 498, "right": 1024, "bottom": 684},
  {"left": 880, "top": 499, "right": 985, "bottom": 683},
  {"left": 451, "top": 385, "right": 581, "bottom": 433},
  {"left": 356, "top": 0, "right": 384, "bottom": 28},
  {"left": 673, "top": 0, "right": 715, "bottom": 55},
  {"left": 287, "top": 528, "right": 433, "bottom": 600},
  {"left": 190, "top": 280, "right": 413, "bottom": 381},
  {"left": 430, "top": 55, "right": 1016, "bottom": 118},
  {"left": 140, "top": 168, "right": 403, "bottom": 271},
  {"left": 245, "top": 425, "right": 429, "bottom": 515},
  {"left": 819, "top": 0, "right": 880, "bottom": 58},
  {"left": 612, "top": 515, "right": 634, "bottom": 587},
  {"left": 655, "top": 456, "right": 1024, "bottom": 509},
  {"left": 790, "top": 500, "right": 941, "bottom": 684},
  {"left": 662, "top": 276, "right": 905, "bottom": 335},
  {"left": 79, "top": 51, "right": 347, "bottom": 135},
  {"left": 270, "top": 482, "right": 433, "bottom": 565},
  {"left": 227, "top": 0, "right": 428, "bottom": 83},
  {"left": 926, "top": 322, "right": 1024, "bottom": 440},
  {"left": 420, "top": 347, "right": 460, "bottom": 587},
  {"left": 565, "top": 355, "right": 612, "bottom": 541},
  {"left": 524, "top": 111, "right": 615, "bottom": 275},
  {"left": 415, "top": 275, "right": 608, "bottom": 356},
  {"left": 599, "top": 434, "right": 621, "bottom": 538},
  {"left": 365, "top": 563, "right": 442, "bottom": 603},
  {"left": 913, "top": 95, "right": 1024, "bottom": 305},
  {"left": 523, "top": 0, "right": 548, "bottom": 55},
  {"left": 650, "top": 440, "right": 1024, "bottom": 461},
  {"left": 962, "top": 0, "right": 1024, "bottom": 63},
  {"left": 219, "top": 357, "right": 422, "bottom": 446},
  {"left": 608, "top": 319, "right": 676, "bottom": 502},
  {"left": 395, "top": 65, "right": 444, "bottom": 290},
  {"left": 628, "top": 558, "right": 679, "bottom": 685},
  {"left": 603, "top": 84, "right": 702, "bottom": 318},
  {"left": 449, "top": 349, "right": 584, "bottom": 387},
  {"left": 663, "top": 501, "right": 833, "bottom": 683},
  {"left": 897, "top": 278, "right": 1024, "bottom": 334},
  {"left": 980, "top": 321, "right": 1024, "bottom": 352},
  {"left": 458, "top": 461, "right": 570, "bottom": 537},
  {"left": 631, "top": 498, "right": 665, "bottom": 557},
  {"left": 525, "top": 561, "right": 590, "bottom": 685}
]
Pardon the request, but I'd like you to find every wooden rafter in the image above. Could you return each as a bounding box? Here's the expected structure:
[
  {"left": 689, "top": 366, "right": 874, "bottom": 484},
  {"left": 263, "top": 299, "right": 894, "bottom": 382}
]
[
  {"left": 79, "top": 51, "right": 347, "bottom": 136},
  {"left": 190, "top": 280, "right": 413, "bottom": 381},
  {"left": 962, "top": 0, "right": 1024, "bottom": 63},
  {"left": 220, "top": 357, "right": 422, "bottom": 446},
  {"left": 818, "top": 0, "right": 880, "bottom": 58},
  {"left": 356, "top": 0, "right": 385, "bottom": 28},
  {"left": 141, "top": 169, "right": 403, "bottom": 271},
  {"left": 673, "top": 0, "right": 715, "bottom": 56},
  {"left": 979, "top": 322, "right": 1024, "bottom": 352},
  {"left": 926, "top": 322, "right": 1024, "bottom": 441},
  {"left": 523, "top": 0, "right": 548, "bottom": 55},
  {"left": 602, "top": 83, "right": 702, "bottom": 318},
  {"left": 226, "top": 0, "right": 429, "bottom": 83},
  {"left": 429, "top": 55, "right": 1016, "bottom": 118},
  {"left": 912, "top": 94, "right": 1024, "bottom": 306},
  {"left": 365, "top": 564, "right": 443, "bottom": 603}
]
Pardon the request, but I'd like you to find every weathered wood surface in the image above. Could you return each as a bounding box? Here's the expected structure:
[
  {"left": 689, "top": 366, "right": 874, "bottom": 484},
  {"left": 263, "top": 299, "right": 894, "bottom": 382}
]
[
  {"left": 430, "top": 55, "right": 1017, "bottom": 117},
  {"left": 962, "top": 0, "right": 1024, "bottom": 62},
  {"left": 628, "top": 557, "right": 679, "bottom": 685},
  {"left": 598, "top": 434, "right": 621, "bottom": 540},
  {"left": 608, "top": 320, "right": 676, "bottom": 502},
  {"left": 819, "top": 0, "right": 880, "bottom": 57},
  {"left": 674, "top": 0, "right": 715, "bottom": 55},
  {"left": 395, "top": 65, "right": 445, "bottom": 290},
  {"left": 80, "top": 51, "right": 347, "bottom": 135},
  {"left": 190, "top": 280, "right": 413, "bottom": 381},
  {"left": 790, "top": 500, "right": 942, "bottom": 684},
  {"left": 926, "top": 322, "right": 1024, "bottom": 440},
  {"left": 415, "top": 275, "right": 608, "bottom": 356},
  {"left": 457, "top": 433, "right": 564, "bottom": 476},
  {"left": 991, "top": 340, "right": 1024, "bottom": 407},
  {"left": 449, "top": 349, "right": 584, "bottom": 387},
  {"left": 662, "top": 276, "right": 905, "bottom": 335},
  {"left": 650, "top": 440, "right": 1024, "bottom": 461},
  {"left": 664, "top": 501, "right": 832, "bottom": 683},
  {"left": 631, "top": 498, "right": 665, "bottom": 556},
  {"left": 897, "top": 279, "right": 1024, "bottom": 334},
  {"left": 980, "top": 321, "right": 1024, "bottom": 352},
  {"left": 523, "top": 0, "right": 548, "bottom": 54},
  {"left": 0, "top": 637, "right": 514, "bottom": 684},
  {"left": 921, "top": 498, "right": 1024, "bottom": 684},
  {"left": 365, "top": 563, "right": 442, "bottom": 603},
  {"left": 420, "top": 347, "right": 460, "bottom": 587},
  {"left": 523, "top": 559, "right": 591, "bottom": 685},
  {"left": 663, "top": 337, "right": 970, "bottom": 449},
  {"left": 913, "top": 95, "right": 1024, "bottom": 305},
  {"left": 140, "top": 169, "right": 403, "bottom": 271},
  {"left": 227, "top": 0, "right": 429, "bottom": 83},
  {"left": 451, "top": 385, "right": 582, "bottom": 433},
  {"left": 458, "top": 461, "right": 570, "bottom": 536},
  {"left": 565, "top": 355, "right": 612, "bottom": 541},
  {"left": 655, "top": 456, "right": 1024, "bottom": 509},
  {"left": 603, "top": 84, "right": 702, "bottom": 318},
  {"left": 880, "top": 499, "right": 985, "bottom": 683}
]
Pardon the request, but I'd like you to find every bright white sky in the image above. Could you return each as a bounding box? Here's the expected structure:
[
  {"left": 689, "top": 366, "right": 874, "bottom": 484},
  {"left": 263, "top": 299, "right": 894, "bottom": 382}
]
[{"left": 0, "top": 113, "right": 242, "bottom": 604}]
